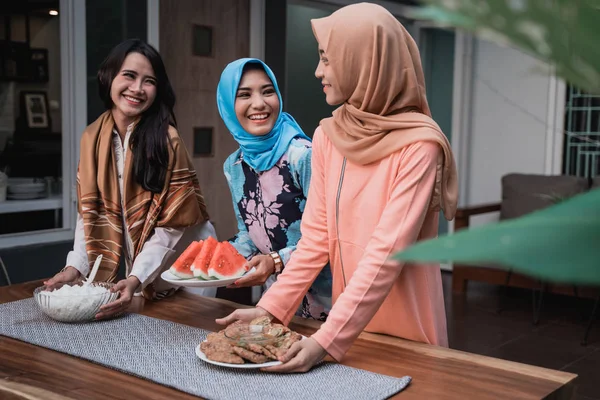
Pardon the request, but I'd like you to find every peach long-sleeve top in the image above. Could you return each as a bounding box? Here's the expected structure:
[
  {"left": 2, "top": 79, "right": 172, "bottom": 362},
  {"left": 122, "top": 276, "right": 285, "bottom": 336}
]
[{"left": 256, "top": 127, "right": 448, "bottom": 361}]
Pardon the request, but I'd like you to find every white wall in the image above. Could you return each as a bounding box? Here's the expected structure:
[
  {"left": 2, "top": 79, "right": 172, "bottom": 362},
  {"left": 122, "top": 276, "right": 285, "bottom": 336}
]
[{"left": 463, "top": 39, "right": 563, "bottom": 225}]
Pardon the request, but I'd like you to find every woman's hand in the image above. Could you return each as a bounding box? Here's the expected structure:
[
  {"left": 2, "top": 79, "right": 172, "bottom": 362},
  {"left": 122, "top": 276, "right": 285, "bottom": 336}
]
[
  {"left": 263, "top": 337, "right": 328, "bottom": 373},
  {"left": 43, "top": 266, "right": 83, "bottom": 290},
  {"left": 229, "top": 254, "right": 275, "bottom": 288},
  {"left": 95, "top": 276, "right": 141, "bottom": 320},
  {"left": 215, "top": 306, "right": 272, "bottom": 326}
]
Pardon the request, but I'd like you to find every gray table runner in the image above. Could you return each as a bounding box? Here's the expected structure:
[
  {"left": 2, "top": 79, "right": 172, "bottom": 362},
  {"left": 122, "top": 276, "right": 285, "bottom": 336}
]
[{"left": 0, "top": 298, "right": 411, "bottom": 399}]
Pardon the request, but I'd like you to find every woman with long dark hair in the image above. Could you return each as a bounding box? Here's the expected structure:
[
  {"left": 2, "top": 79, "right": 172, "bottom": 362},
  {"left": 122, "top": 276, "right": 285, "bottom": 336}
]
[{"left": 45, "top": 39, "right": 215, "bottom": 318}]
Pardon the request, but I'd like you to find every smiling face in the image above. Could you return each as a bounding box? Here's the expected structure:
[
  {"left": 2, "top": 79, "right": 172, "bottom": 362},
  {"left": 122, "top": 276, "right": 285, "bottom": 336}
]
[
  {"left": 110, "top": 52, "right": 157, "bottom": 124},
  {"left": 234, "top": 67, "right": 280, "bottom": 136},
  {"left": 315, "top": 48, "right": 345, "bottom": 106}
]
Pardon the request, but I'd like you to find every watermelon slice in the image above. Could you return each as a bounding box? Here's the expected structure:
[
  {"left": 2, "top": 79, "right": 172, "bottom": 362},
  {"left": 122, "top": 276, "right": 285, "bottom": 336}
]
[
  {"left": 169, "top": 241, "right": 203, "bottom": 279},
  {"left": 208, "top": 241, "right": 249, "bottom": 280},
  {"left": 192, "top": 236, "right": 218, "bottom": 279}
]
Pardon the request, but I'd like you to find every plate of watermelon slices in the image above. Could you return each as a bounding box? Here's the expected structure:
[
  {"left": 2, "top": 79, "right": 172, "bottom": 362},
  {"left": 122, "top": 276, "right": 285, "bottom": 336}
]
[{"left": 160, "top": 237, "right": 255, "bottom": 288}]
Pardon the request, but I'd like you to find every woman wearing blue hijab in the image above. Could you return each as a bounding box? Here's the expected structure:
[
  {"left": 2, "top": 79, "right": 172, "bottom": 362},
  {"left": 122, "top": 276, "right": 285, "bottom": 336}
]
[{"left": 217, "top": 58, "right": 331, "bottom": 321}]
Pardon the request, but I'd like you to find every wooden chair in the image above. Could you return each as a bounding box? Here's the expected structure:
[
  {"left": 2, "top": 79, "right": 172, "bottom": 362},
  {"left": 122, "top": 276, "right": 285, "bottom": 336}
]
[
  {"left": 582, "top": 294, "right": 600, "bottom": 346},
  {"left": 452, "top": 173, "right": 599, "bottom": 344},
  {"left": 0, "top": 255, "right": 10, "bottom": 286}
]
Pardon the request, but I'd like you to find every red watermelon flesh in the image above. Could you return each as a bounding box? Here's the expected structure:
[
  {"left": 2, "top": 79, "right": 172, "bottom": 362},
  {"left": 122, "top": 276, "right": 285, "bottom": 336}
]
[
  {"left": 192, "top": 236, "right": 218, "bottom": 279},
  {"left": 169, "top": 241, "right": 203, "bottom": 279},
  {"left": 208, "top": 241, "right": 249, "bottom": 280}
]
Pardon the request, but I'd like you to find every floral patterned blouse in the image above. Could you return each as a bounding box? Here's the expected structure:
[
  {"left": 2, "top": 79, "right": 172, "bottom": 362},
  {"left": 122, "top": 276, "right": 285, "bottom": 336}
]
[{"left": 224, "top": 137, "right": 332, "bottom": 321}]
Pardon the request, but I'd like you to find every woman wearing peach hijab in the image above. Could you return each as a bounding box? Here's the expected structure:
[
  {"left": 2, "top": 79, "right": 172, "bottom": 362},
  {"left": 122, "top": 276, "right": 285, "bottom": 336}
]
[{"left": 217, "top": 2, "right": 458, "bottom": 373}]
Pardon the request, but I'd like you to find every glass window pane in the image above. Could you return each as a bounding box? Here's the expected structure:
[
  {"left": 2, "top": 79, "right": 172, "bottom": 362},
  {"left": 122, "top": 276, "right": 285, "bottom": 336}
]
[
  {"left": 562, "top": 86, "right": 600, "bottom": 178},
  {"left": 0, "top": 2, "right": 64, "bottom": 235},
  {"left": 86, "top": 0, "right": 147, "bottom": 124}
]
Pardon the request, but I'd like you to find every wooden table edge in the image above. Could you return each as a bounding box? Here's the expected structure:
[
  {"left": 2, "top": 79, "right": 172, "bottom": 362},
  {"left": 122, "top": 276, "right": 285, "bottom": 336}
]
[{"left": 357, "top": 332, "right": 577, "bottom": 385}]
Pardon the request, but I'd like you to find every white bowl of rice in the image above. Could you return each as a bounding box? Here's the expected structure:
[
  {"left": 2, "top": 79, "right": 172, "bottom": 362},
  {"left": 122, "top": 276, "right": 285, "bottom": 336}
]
[{"left": 34, "top": 282, "right": 118, "bottom": 323}]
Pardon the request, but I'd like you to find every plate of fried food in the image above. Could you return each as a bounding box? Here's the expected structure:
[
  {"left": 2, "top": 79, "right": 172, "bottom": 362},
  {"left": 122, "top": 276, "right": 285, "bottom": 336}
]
[{"left": 196, "top": 316, "right": 304, "bottom": 369}]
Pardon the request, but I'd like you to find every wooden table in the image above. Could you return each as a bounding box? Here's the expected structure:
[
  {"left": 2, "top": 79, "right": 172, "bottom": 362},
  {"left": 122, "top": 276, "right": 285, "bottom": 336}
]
[{"left": 0, "top": 281, "right": 577, "bottom": 400}]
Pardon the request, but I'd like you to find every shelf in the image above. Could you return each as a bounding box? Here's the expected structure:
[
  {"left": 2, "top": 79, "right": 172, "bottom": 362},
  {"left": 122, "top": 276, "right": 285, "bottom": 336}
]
[{"left": 0, "top": 195, "right": 63, "bottom": 214}]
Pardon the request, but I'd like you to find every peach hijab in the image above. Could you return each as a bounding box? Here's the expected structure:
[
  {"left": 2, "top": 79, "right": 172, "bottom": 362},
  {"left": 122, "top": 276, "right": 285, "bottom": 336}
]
[{"left": 311, "top": 3, "right": 458, "bottom": 219}]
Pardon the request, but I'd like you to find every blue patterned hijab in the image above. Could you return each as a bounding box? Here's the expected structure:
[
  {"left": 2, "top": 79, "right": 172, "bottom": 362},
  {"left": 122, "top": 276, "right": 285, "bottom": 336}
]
[{"left": 217, "top": 58, "right": 310, "bottom": 172}]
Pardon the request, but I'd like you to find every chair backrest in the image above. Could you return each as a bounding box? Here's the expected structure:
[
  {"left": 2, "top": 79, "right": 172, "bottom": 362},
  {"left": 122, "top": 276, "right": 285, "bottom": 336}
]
[
  {"left": 500, "top": 173, "right": 589, "bottom": 220},
  {"left": 0, "top": 256, "right": 11, "bottom": 286}
]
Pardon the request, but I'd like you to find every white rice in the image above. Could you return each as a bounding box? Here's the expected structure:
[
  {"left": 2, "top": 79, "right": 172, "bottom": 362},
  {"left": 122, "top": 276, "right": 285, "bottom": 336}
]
[
  {"left": 43, "top": 284, "right": 108, "bottom": 297},
  {"left": 40, "top": 284, "right": 110, "bottom": 319}
]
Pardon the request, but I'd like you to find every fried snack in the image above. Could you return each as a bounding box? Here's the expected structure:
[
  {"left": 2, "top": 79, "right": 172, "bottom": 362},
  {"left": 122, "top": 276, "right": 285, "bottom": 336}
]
[
  {"left": 206, "top": 331, "right": 229, "bottom": 345},
  {"left": 201, "top": 319, "right": 303, "bottom": 364},
  {"left": 249, "top": 316, "right": 271, "bottom": 326},
  {"left": 234, "top": 341, "right": 278, "bottom": 360},
  {"left": 224, "top": 323, "right": 248, "bottom": 339},
  {"left": 279, "top": 332, "right": 303, "bottom": 351},
  {"left": 265, "top": 332, "right": 303, "bottom": 358},
  {"left": 232, "top": 346, "right": 271, "bottom": 364},
  {"left": 264, "top": 344, "right": 282, "bottom": 358},
  {"left": 247, "top": 343, "right": 278, "bottom": 360},
  {"left": 200, "top": 341, "right": 244, "bottom": 364},
  {"left": 265, "top": 323, "right": 289, "bottom": 337}
]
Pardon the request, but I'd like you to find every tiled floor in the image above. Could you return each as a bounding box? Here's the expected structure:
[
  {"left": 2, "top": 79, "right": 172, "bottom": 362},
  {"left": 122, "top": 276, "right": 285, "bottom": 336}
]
[{"left": 442, "top": 272, "right": 600, "bottom": 400}]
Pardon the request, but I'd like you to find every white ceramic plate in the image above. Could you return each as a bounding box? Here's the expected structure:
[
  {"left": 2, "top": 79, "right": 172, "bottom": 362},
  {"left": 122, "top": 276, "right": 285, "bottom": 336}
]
[
  {"left": 7, "top": 192, "right": 47, "bottom": 200},
  {"left": 8, "top": 180, "right": 46, "bottom": 194},
  {"left": 195, "top": 342, "right": 282, "bottom": 369},
  {"left": 160, "top": 268, "right": 255, "bottom": 288}
]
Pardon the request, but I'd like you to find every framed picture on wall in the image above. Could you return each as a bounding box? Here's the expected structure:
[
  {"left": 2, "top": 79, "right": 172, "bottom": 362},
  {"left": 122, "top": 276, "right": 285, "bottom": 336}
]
[
  {"left": 20, "top": 91, "right": 50, "bottom": 130},
  {"left": 30, "top": 48, "right": 49, "bottom": 83}
]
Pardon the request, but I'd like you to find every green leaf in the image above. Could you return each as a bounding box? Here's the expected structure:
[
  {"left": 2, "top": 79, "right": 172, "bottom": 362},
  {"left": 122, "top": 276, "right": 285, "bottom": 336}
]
[
  {"left": 412, "top": 0, "right": 600, "bottom": 93},
  {"left": 392, "top": 188, "right": 600, "bottom": 285}
]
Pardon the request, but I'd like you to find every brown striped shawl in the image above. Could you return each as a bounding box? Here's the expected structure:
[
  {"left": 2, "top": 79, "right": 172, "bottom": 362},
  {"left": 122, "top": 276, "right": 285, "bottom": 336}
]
[{"left": 77, "top": 111, "right": 209, "bottom": 294}]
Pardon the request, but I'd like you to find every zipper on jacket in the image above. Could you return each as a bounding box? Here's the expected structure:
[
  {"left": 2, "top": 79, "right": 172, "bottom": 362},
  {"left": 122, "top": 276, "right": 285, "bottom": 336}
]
[{"left": 335, "top": 158, "right": 348, "bottom": 287}]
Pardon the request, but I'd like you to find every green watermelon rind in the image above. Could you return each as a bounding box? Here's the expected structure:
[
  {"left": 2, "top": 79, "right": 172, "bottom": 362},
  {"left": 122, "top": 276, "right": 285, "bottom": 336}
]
[
  {"left": 168, "top": 268, "right": 195, "bottom": 279},
  {"left": 167, "top": 270, "right": 251, "bottom": 281}
]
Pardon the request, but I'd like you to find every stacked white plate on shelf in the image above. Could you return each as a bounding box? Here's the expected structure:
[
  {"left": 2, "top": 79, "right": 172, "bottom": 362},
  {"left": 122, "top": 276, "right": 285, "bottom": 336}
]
[{"left": 7, "top": 178, "right": 47, "bottom": 200}]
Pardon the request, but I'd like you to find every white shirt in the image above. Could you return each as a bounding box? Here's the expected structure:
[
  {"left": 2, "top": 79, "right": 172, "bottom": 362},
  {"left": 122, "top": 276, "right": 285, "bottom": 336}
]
[{"left": 66, "top": 123, "right": 216, "bottom": 292}]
